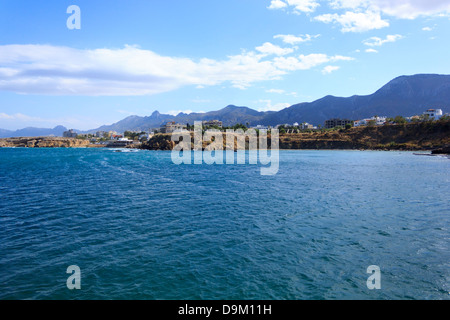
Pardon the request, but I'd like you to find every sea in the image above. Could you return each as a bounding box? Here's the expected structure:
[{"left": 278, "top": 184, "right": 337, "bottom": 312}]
[{"left": 0, "top": 148, "right": 449, "bottom": 300}]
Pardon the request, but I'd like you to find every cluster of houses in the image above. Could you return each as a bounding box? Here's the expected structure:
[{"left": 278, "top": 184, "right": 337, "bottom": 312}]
[
  {"left": 63, "top": 129, "right": 151, "bottom": 147},
  {"left": 62, "top": 108, "right": 447, "bottom": 144},
  {"left": 272, "top": 122, "right": 317, "bottom": 131},
  {"left": 159, "top": 120, "right": 224, "bottom": 133},
  {"left": 354, "top": 116, "right": 387, "bottom": 127},
  {"left": 325, "top": 108, "right": 446, "bottom": 129},
  {"left": 155, "top": 108, "right": 447, "bottom": 133},
  {"left": 157, "top": 120, "right": 316, "bottom": 133}
]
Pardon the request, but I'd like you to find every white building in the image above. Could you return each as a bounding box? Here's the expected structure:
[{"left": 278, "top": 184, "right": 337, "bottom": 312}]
[
  {"left": 95, "top": 131, "right": 108, "bottom": 138},
  {"left": 423, "top": 109, "right": 443, "bottom": 120},
  {"left": 354, "top": 116, "right": 387, "bottom": 127},
  {"left": 63, "top": 129, "right": 78, "bottom": 138},
  {"left": 253, "top": 125, "right": 269, "bottom": 130},
  {"left": 300, "top": 122, "right": 314, "bottom": 130},
  {"left": 161, "top": 122, "right": 187, "bottom": 133},
  {"left": 202, "top": 120, "right": 223, "bottom": 128}
]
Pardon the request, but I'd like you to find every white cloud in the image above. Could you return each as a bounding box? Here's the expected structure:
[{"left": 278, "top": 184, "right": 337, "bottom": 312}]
[
  {"left": 322, "top": 65, "right": 340, "bottom": 74},
  {"left": 272, "top": 0, "right": 450, "bottom": 25},
  {"left": 365, "top": 48, "right": 379, "bottom": 53},
  {"left": 0, "top": 112, "right": 102, "bottom": 130},
  {"left": 255, "top": 42, "right": 295, "bottom": 56},
  {"left": 266, "top": 89, "right": 298, "bottom": 96},
  {"left": 274, "top": 53, "right": 354, "bottom": 71},
  {"left": 0, "top": 44, "right": 357, "bottom": 96},
  {"left": 268, "top": 0, "right": 320, "bottom": 13},
  {"left": 287, "top": 0, "right": 321, "bottom": 13},
  {"left": 328, "top": 0, "right": 450, "bottom": 19},
  {"left": 363, "top": 34, "right": 403, "bottom": 46},
  {"left": 314, "top": 10, "right": 389, "bottom": 32},
  {"left": 268, "top": 0, "right": 288, "bottom": 10},
  {"left": 266, "top": 89, "right": 286, "bottom": 94},
  {"left": 331, "top": 55, "right": 355, "bottom": 61},
  {"left": 0, "top": 113, "right": 15, "bottom": 120},
  {"left": 0, "top": 113, "right": 41, "bottom": 121},
  {"left": 273, "top": 34, "right": 320, "bottom": 45},
  {"left": 0, "top": 44, "right": 289, "bottom": 96},
  {"left": 329, "top": 0, "right": 366, "bottom": 10},
  {"left": 370, "top": 0, "right": 450, "bottom": 19},
  {"left": 167, "top": 110, "right": 196, "bottom": 116},
  {"left": 422, "top": 26, "right": 433, "bottom": 31},
  {"left": 257, "top": 100, "right": 291, "bottom": 112}
]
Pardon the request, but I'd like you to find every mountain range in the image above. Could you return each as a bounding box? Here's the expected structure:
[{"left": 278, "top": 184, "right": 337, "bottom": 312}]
[
  {"left": 1, "top": 74, "right": 449, "bottom": 137},
  {"left": 0, "top": 126, "right": 68, "bottom": 139}
]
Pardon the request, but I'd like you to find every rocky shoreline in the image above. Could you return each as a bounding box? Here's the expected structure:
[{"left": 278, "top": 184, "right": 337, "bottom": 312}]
[
  {"left": 431, "top": 145, "right": 450, "bottom": 155},
  {"left": 139, "top": 122, "right": 450, "bottom": 153},
  {"left": 0, "top": 137, "right": 91, "bottom": 148},
  {"left": 1, "top": 122, "right": 449, "bottom": 154}
]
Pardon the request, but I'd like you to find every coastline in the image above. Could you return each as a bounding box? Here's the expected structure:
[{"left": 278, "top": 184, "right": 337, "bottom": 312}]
[
  {"left": 1, "top": 121, "right": 449, "bottom": 153},
  {"left": 0, "top": 137, "right": 91, "bottom": 148}
]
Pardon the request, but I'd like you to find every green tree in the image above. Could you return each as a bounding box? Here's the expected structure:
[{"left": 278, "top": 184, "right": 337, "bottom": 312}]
[
  {"left": 419, "top": 114, "right": 429, "bottom": 122},
  {"left": 393, "top": 116, "right": 407, "bottom": 124},
  {"left": 232, "top": 123, "right": 248, "bottom": 131}
]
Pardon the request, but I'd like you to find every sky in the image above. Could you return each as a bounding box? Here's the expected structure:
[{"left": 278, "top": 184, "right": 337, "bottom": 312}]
[{"left": 0, "top": 0, "right": 449, "bottom": 130}]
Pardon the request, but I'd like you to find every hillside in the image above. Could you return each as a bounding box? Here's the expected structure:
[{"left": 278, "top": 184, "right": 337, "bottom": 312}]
[
  {"left": 278, "top": 121, "right": 450, "bottom": 151},
  {"left": 87, "top": 106, "right": 271, "bottom": 133},
  {"left": 261, "top": 74, "right": 450, "bottom": 126},
  {"left": 1, "top": 74, "right": 449, "bottom": 137},
  {"left": 140, "top": 121, "right": 450, "bottom": 152},
  {"left": 88, "top": 74, "right": 450, "bottom": 132}
]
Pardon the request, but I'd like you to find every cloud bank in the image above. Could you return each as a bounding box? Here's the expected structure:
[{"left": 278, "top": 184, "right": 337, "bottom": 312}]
[
  {"left": 269, "top": 0, "right": 450, "bottom": 32},
  {"left": 0, "top": 44, "right": 353, "bottom": 96}
]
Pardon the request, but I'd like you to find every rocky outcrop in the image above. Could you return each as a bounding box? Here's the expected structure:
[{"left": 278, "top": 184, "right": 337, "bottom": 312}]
[
  {"left": 0, "top": 137, "right": 91, "bottom": 148},
  {"left": 139, "top": 121, "right": 450, "bottom": 152},
  {"left": 140, "top": 135, "right": 175, "bottom": 150},
  {"left": 432, "top": 145, "right": 450, "bottom": 154},
  {"left": 280, "top": 121, "right": 450, "bottom": 151}
]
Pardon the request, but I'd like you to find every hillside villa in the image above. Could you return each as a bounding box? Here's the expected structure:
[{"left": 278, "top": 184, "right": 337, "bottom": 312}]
[
  {"left": 160, "top": 122, "right": 187, "bottom": 133},
  {"left": 324, "top": 119, "right": 354, "bottom": 129},
  {"left": 354, "top": 116, "right": 387, "bottom": 127},
  {"left": 63, "top": 129, "right": 78, "bottom": 138},
  {"left": 202, "top": 120, "right": 223, "bottom": 128},
  {"left": 423, "top": 109, "right": 443, "bottom": 120}
]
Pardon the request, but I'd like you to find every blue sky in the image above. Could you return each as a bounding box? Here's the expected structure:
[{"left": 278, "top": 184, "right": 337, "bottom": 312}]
[{"left": 0, "top": 0, "right": 449, "bottom": 130}]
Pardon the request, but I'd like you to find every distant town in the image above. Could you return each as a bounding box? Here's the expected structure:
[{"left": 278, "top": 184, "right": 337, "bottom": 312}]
[{"left": 63, "top": 108, "right": 448, "bottom": 148}]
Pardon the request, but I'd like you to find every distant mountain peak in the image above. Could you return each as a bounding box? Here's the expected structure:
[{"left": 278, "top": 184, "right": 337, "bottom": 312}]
[
  {"left": 225, "top": 104, "right": 250, "bottom": 109},
  {"left": 0, "top": 125, "right": 68, "bottom": 138},
  {"left": 262, "top": 73, "right": 450, "bottom": 126},
  {"left": 59, "top": 73, "right": 450, "bottom": 134}
]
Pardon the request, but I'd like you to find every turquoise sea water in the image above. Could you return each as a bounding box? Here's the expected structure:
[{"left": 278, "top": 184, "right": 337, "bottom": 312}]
[{"left": 0, "top": 148, "right": 449, "bottom": 300}]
